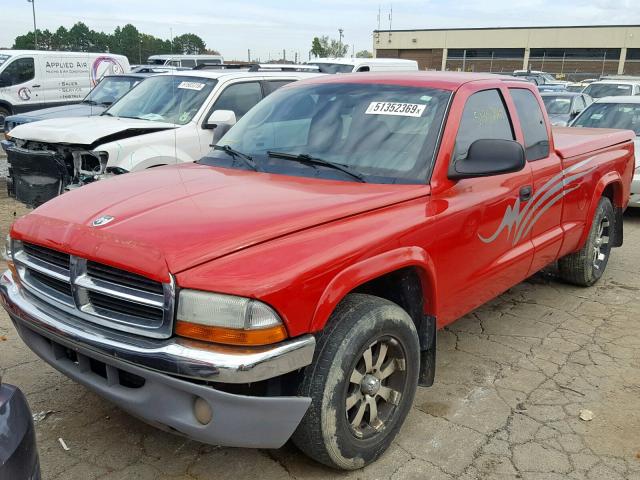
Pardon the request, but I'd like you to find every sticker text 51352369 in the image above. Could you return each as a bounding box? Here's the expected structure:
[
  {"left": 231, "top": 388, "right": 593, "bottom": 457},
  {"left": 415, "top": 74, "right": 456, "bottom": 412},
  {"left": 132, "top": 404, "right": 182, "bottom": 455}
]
[{"left": 365, "top": 101, "right": 426, "bottom": 117}]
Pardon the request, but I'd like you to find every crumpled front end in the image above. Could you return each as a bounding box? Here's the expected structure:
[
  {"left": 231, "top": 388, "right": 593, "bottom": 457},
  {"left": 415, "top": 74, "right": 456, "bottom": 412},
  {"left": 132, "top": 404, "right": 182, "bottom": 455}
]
[{"left": 6, "top": 140, "right": 109, "bottom": 208}]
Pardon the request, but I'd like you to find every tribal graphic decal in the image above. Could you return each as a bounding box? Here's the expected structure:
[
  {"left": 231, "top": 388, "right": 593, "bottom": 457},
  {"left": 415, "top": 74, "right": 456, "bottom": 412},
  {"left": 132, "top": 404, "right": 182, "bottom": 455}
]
[{"left": 479, "top": 157, "right": 597, "bottom": 245}]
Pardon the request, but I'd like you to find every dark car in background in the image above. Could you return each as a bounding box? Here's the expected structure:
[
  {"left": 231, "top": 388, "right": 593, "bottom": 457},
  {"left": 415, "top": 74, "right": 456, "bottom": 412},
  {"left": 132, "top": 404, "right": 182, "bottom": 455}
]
[
  {"left": 2, "top": 73, "right": 153, "bottom": 135},
  {"left": 540, "top": 91, "right": 592, "bottom": 126},
  {"left": 0, "top": 377, "right": 40, "bottom": 480}
]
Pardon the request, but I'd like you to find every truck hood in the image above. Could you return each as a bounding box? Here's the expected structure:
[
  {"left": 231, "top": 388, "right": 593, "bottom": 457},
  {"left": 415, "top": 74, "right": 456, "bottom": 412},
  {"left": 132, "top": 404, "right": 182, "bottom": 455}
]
[
  {"left": 8, "top": 115, "right": 177, "bottom": 146},
  {"left": 8, "top": 103, "right": 106, "bottom": 125},
  {"left": 11, "top": 163, "right": 429, "bottom": 281}
]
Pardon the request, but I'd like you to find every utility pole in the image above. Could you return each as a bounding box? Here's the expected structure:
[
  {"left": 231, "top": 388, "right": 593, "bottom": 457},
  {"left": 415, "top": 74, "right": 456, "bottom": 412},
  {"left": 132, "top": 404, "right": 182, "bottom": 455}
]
[
  {"left": 138, "top": 40, "right": 142, "bottom": 64},
  {"left": 339, "top": 28, "right": 344, "bottom": 54},
  {"left": 283, "top": 49, "right": 286, "bottom": 61},
  {"left": 27, "top": 0, "right": 38, "bottom": 49},
  {"left": 248, "top": 49, "right": 251, "bottom": 62}
]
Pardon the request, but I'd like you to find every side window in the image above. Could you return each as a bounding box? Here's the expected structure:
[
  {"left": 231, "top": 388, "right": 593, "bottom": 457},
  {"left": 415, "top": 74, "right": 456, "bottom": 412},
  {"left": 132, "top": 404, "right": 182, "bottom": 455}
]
[
  {"left": 0, "top": 57, "right": 35, "bottom": 87},
  {"left": 509, "top": 89, "right": 550, "bottom": 161},
  {"left": 574, "top": 96, "right": 585, "bottom": 112},
  {"left": 454, "top": 89, "right": 513, "bottom": 161},
  {"left": 213, "top": 82, "right": 263, "bottom": 119},
  {"left": 265, "top": 80, "right": 294, "bottom": 96},
  {"left": 180, "top": 59, "right": 196, "bottom": 68}
]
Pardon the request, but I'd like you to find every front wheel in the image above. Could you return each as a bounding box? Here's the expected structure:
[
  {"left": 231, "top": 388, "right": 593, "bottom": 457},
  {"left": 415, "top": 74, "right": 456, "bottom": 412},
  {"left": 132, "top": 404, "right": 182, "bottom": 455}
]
[
  {"left": 558, "top": 196, "right": 614, "bottom": 286},
  {"left": 292, "top": 294, "right": 419, "bottom": 470}
]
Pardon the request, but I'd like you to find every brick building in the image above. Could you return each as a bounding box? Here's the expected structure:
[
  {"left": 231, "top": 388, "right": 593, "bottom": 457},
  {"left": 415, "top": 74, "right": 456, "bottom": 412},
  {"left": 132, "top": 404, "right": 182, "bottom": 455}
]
[{"left": 374, "top": 25, "right": 640, "bottom": 79}]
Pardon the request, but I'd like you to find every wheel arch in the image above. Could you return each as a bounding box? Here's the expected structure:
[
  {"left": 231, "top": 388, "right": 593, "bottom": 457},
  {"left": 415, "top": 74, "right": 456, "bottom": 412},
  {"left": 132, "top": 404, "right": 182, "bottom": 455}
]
[
  {"left": 578, "top": 173, "right": 624, "bottom": 249},
  {"left": 0, "top": 101, "right": 13, "bottom": 115},
  {"left": 310, "top": 247, "right": 438, "bottom": 334}
]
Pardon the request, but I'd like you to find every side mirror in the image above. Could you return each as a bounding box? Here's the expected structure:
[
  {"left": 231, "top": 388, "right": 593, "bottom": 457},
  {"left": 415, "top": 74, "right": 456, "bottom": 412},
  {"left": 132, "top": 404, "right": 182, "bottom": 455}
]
[
  {"left": 449, "top": 139, "right": 526, "bottom": 180},
  {"left": 204, "top": 109, "right": 236, "bottom": 130}
]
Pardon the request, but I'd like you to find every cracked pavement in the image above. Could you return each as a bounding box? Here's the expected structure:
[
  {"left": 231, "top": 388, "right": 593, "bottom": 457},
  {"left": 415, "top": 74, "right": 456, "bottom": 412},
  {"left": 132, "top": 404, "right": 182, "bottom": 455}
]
[{"left": 1, "top": 176, "right": 639, "bottom": 479}]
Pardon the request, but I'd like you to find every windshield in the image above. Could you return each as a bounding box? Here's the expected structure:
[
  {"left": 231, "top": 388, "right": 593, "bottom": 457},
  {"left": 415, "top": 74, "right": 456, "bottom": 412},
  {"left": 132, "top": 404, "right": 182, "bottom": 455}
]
[
  {"left": 309, "top": 63, "right": 354, "bottom": 74},
  {"left": 0, "top": 54, "right": 10, "bottom": 67},
  {"left": 147, "top": 58, "right": 167, "bottom": 65},
  {"left": 572, "top": 102, "right": 640, "bottom": 135},
  {"left": 85, "top": 76, "right": 143, "bottom": 105},
  {"left": 566, "top": 85, "right": 584, "bottom": 93},
  {"left": 541, "top": 73, "right": 557, "bottom": 83},
  {"left": 200, "top": 82, "right": 451, "bottom": 183},
  {"left": 542, "top": 96, "right": 572, "bottom": 115},
  {"left": 104, "top": 75, "right": 216, "bottom": 124},
  {"left": 583, "top": 83, "right": 633, "bottom": 98}
]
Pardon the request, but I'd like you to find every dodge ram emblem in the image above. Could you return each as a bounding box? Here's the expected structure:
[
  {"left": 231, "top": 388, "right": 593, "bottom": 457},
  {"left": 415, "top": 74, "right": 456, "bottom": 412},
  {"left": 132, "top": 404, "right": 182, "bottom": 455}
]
[{"left": 92, "top": 215, "right": 115, "bottom": 227}]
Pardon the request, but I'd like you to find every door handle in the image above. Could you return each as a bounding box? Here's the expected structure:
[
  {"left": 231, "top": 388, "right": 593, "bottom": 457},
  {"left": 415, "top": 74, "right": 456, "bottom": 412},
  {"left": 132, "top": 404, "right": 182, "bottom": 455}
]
[
  {"left": 31, "top": 84, "right": 41, "bottom": 88},
  {"left": 519, "top": 185, "right": 533, "bottom": 202}
]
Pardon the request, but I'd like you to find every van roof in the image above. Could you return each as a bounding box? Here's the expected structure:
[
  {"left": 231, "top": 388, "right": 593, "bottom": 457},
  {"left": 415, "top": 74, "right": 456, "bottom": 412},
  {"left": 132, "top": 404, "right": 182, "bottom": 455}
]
[
  {"left": 148, "top": 70, "right": 323, "bottom": 81},
  {"left": 148, "top": 54, "right": 223, "bottom": 59},
  {"left": 311, "top": 58, "right": 417, "bottom": 65},
  {"left": 0, "top": 50, "right": 127, "bottom": 58}
]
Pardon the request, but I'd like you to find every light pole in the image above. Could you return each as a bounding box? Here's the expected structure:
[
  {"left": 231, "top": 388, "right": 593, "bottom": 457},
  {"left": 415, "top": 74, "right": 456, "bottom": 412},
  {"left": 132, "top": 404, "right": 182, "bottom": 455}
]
[
  {"left": 338, "top": 28, "right": 344, "bottom": 55},
  {"left": 27, "top": 0, "right": 37, "bottom": 49}
]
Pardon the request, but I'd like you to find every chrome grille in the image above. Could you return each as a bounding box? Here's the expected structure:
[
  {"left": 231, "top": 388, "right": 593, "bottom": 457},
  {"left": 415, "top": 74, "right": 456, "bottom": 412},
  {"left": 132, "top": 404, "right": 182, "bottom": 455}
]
[{"left": 12, "top": 241, "right": 174, "bottom": 339}]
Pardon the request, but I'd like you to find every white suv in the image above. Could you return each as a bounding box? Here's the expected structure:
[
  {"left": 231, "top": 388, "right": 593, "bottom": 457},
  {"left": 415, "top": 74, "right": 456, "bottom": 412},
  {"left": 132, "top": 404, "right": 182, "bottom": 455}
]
[{"left": 6, "top": 70, "right": 321, "bottom": 206}]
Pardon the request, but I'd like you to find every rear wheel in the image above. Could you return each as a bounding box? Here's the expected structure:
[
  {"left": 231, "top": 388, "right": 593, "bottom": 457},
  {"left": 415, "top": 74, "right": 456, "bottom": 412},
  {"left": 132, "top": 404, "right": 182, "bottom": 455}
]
[
  {"left": 558, "top": 196, "right": 614, "bottom": 286},
  {"left": 292, "top": 294, "right": 419, "bottom": 470}
]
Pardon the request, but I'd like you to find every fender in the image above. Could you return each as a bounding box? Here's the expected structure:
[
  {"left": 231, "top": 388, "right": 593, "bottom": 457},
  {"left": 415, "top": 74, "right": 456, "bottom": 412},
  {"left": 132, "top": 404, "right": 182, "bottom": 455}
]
[
  {"left": 309, "top": 246, "right": 438, "bottom": 332},
  {"left": 577, "top": 172, "right": 623, "bottom": 249}
]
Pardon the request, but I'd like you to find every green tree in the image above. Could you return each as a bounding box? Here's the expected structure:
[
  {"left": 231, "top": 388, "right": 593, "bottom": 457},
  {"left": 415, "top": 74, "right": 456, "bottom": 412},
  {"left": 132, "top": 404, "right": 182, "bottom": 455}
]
[
  {"left": 172, "top": 34, "right": 206, "bottom": 55},
  {"left": 9, "top": 24, "right": 215, "bottom": 63},
  {"left": 311, "top": 36, "right": 327, "bottom": 58},
  {"left": 310, "top": 36, "right": 348, "bottom": 58},
  {"left": 356, "top": 50, "right": 373, "bottom": 58}
]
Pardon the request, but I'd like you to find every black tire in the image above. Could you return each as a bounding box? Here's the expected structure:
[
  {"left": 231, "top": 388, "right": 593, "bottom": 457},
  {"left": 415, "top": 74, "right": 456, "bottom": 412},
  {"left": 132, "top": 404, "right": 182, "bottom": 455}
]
[
  {"left": 292, "top": 293, "right": 420, "bottom": 470},
  {"left": 558, "top": 196, "right": 614, "bottom": 286}
]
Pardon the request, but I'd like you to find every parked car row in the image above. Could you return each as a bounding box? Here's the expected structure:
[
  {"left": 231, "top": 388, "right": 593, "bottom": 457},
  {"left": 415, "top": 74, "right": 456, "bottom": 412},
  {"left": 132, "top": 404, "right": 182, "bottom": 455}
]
[{"left": 1, "top": 70, "right": 635, "bottom": 471}]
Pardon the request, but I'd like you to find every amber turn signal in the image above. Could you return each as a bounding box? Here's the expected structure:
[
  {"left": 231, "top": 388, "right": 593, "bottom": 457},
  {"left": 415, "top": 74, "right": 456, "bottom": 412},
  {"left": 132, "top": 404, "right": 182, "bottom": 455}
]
[{"left": 175, "top": 321, "right": 288, "bottom": 346}]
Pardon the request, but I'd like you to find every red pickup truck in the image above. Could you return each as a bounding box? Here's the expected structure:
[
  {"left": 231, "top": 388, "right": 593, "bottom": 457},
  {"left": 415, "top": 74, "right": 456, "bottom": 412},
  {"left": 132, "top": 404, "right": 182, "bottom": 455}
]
[{"left": 2, "top": 72, "right": 635, "bottom": 470}]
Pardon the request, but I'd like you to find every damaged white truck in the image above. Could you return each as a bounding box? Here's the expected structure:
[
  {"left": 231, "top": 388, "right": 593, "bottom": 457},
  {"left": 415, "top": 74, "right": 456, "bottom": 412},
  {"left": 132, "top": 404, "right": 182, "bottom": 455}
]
[{"left": 4, "top": 69, "right": 319, "bottom": 207}]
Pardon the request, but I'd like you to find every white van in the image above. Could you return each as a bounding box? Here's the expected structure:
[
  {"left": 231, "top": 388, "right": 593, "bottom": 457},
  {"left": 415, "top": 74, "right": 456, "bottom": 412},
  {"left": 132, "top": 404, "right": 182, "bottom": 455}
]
[
  {"left": 0, "top": 50, "right": 130, "bottom": 125},
  {"left": 147, "top": 54, "right": 224, "bottom": 68},
  {"left": 308, "top": 57, "right": 418, "bottom": 73}
]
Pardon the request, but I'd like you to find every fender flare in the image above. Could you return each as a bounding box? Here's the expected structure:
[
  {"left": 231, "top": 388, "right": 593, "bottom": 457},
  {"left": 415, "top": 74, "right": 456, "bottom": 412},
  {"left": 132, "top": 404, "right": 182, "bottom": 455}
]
[
  {"left": 577, "top": 172, "right": 623, "bottom": 249},
  {"left": 309, "top": 246, "right": 438, "bottom": 332}
]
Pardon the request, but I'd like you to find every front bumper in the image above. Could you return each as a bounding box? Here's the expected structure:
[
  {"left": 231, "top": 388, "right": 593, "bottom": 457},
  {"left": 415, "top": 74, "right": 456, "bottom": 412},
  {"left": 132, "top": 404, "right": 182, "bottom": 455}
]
[
  {"left": 0, "top": 384, "right": 41, "bottom": 480},
  {"left": 629, "top": 172, "right": 640, "bottom": 208},
  {"left": 1, "top": 271, "right": 315, "bottom": 448}
]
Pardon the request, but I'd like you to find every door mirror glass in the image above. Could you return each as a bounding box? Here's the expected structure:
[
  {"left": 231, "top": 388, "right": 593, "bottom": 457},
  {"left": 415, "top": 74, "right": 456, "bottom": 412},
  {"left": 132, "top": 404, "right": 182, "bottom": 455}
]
[
  {"left": 449, "top": 139, "right": 526, "bottom": 180},
  {"left": 205, "top": 109, "right": 236, "bottom": 130}
]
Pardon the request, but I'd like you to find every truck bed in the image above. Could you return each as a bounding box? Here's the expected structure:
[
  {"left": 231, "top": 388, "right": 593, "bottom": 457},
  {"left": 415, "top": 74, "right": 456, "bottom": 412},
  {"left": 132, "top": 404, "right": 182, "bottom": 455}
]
[{"left": 553, "top": 126, "right": 635, "bottom": 159}]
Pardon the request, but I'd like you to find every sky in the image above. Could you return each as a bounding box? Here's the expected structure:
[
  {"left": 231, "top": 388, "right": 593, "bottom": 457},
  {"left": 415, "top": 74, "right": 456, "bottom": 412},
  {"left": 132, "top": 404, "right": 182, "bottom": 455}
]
[{"left": 2, "top": 0, "right": 640, "bottom": 61}]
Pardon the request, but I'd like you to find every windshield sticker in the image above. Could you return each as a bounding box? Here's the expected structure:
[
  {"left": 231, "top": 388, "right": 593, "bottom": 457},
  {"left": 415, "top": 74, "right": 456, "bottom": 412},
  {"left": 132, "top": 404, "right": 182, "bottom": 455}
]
[
  {"left": 365, "top": 102, "right": 426, "bottom": 117},
  {"left": 178, "top": 81, "right": 206, "bottom": 91}
]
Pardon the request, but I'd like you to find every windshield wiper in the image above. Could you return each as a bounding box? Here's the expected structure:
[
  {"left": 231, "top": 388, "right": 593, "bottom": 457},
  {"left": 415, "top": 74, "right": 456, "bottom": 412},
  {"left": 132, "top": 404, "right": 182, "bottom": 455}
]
[
  {"left": 213, "top": 144, "right": 259, "bottom": 171},
  {"left": 267, "top": 151, "right": 366, "bottom": 183},
  {"left": 82, "top": 99, "right": 98, "bottom": 105}
]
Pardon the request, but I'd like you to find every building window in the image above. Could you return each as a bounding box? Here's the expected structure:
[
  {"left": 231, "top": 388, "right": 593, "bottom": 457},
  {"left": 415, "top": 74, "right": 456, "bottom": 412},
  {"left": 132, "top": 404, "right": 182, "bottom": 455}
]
[
  {"left": 448, "top": 48, "right": 525, "bottom": 59},
  {"left": 529, "top": 48, "right": 621, "bottom": 60}
]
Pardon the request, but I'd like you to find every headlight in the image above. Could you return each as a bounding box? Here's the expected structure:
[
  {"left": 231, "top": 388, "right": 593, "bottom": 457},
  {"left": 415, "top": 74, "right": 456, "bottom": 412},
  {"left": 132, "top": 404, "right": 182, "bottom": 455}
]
[{"left": 175, "top": 290, "right": 287, "bottom": 346}]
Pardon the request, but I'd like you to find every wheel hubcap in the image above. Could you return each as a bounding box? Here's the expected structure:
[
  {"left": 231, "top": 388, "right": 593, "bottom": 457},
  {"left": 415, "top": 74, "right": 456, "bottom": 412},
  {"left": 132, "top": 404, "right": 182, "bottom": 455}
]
[
  {"left": 345, "top": 337, "right": 407, "bottom": 439},
  {"left": 593, "top": 217, "right": 610, "bottom": 270}
]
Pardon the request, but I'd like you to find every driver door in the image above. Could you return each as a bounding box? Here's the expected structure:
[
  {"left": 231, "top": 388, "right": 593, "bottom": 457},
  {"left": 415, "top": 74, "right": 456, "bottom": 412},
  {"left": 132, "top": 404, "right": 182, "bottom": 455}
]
[{"left": 431, "top": 85, "right": 535, "bottom": 323}]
